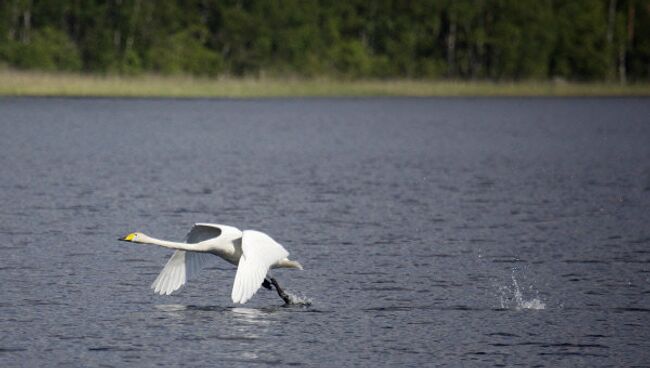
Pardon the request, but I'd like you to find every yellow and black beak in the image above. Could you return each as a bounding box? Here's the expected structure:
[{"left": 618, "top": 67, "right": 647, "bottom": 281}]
[{"left": 118, "top": 233, "right": 136, "bottom": 242}]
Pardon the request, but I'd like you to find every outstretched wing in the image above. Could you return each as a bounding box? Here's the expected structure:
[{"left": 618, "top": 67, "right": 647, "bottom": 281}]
[
  {"left": 231, "top": 230, "right": 289, "bottom": 304},
  {"left": 184, "top": 223, "right": 223, "bottom": 243},
  {"left": 151, "top": 251, "right": 215, "bottom": 295},
  {"left": 152, "top": 223, "right": 240, "bottom": 295},
  {"left": 186, "top": 223, "right": 243, "bottom": 243}
]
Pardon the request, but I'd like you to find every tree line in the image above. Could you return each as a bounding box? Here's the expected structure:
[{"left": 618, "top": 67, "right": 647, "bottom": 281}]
[{"left": 1, "top": 0, "right": 648, "bottom": 81}]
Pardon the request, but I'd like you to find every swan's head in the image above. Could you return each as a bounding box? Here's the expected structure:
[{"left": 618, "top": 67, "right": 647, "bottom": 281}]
[{"left": 118, "top": 232, "right": 146, "bottom": 244}]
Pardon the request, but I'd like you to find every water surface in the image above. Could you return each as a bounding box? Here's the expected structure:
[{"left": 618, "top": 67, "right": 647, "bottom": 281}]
[{"left": 1, "top": 97, "right": 649, "bottom": 366}]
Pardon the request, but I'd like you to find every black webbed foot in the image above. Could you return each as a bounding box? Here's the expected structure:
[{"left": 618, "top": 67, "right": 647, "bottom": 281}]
[{"left": 262, "top": 278, "right": 272, "bottom": 290}]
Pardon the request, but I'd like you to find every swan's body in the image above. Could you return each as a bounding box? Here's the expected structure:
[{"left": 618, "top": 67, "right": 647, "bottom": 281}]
[{"left": 119, "top": 223, "right": 302, "bottom": 304}]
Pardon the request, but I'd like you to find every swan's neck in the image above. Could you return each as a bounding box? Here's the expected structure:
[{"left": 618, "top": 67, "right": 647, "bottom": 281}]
[{"left": 140, "top": 234, "right": 198, "bottom": 252}]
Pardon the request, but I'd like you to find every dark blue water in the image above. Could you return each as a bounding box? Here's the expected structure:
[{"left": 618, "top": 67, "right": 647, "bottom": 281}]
[{"left": 1, "top": 97, "right": 649, "bottom": 367}]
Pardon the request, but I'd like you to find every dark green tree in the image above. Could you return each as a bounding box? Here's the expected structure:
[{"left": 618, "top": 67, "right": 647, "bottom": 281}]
[{"left": 0, "top": 0, "right": 648, "bottom": 81}]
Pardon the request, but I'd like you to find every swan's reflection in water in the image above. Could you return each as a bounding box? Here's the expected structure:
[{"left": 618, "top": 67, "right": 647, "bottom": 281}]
[
  {"left": 226, "top": 307, "right": 282, "bottom": 363},
  {"left": 154, "top": 304, "right": 188, "bottom": 313},
  {"left": 230, "top": 307, "right": 274, "bottom": 325},
  {"left": 152, "top": 304, "right": 191, "bottom": 322},
  {"left": 153, "top": 304, "right": 282, "bottom": 363}
]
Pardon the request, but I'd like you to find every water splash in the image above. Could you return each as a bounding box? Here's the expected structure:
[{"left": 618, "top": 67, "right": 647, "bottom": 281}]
[
  {"left": 498, "top": 272, "right": 545, "bottom": 310},
  {"left": 284, "top": 291, "right": 312, "bottom": 306}
]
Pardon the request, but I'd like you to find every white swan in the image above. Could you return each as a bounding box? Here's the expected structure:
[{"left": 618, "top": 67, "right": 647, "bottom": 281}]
[{"left": 118, "top": 223, "right": 303, "bottom": 304}]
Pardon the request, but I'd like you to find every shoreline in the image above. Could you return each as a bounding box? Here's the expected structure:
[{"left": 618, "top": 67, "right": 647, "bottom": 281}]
[{"left": 1, "top": 70, "right": 649, "bottom": 98}]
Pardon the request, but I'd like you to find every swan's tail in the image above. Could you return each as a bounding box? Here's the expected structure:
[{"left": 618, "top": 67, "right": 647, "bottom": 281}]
[{"left": 277, "top": 259, "right": 303, "bottom": 270}]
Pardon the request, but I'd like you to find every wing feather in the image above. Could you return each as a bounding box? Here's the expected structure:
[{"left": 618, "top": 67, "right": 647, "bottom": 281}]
[
  {"left": 185, "top": 223, "right": 242, "bottom": 243},
  {"left": 231, "top": 230, "right": 290, "bottom": 304},
  {"left": 151, "top": 250, "right": 214, "bottom": 295}
]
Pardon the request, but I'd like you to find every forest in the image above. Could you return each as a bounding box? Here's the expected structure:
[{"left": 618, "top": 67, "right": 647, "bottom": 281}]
[{"left": 1, "top": 0, "right": 649, "bottom": 82}]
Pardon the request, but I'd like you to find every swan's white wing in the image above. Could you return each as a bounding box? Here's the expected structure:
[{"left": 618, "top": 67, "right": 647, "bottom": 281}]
[
  {"left": 231, "top": 230, "right": 289, "bottom": 304},
  {"left": 184, "top": 223, "right": 220, "bottom": 243},
  {"left": 151, "top": 251, "right": 214, "bottom": 295},
  {"left": 186, "top": 223, "right": 243, "bottom": 243}
]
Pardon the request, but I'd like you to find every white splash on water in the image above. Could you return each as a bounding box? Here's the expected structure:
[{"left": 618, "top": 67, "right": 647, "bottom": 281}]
[
  {"left": 498, "top": 272, "right": 545, "bottom": 310},
  {"left": 285, "top": 291, "right": 312, "bottom": 306}
]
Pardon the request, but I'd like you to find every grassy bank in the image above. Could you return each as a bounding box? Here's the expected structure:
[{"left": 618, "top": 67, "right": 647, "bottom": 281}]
[{"left": 1, "top": 70, "right": 649, "bottom": 98}]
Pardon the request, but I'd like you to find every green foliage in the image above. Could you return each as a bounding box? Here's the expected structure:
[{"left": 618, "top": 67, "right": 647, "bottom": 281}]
[
  {"left": 552, "top": 0, "right": 610, "bottom": 80},
  {"left": 147, "top": 27, "right": 223, "bottom": 76},
  {"left": 488, "top": 0, "right": 555, "bottom": 79},
  {"left": 5, "top": 27, "right": 81, "bottom": 71},
  {"left": 329, "top": 40, "right": 373, "bottom": 78},
  {"left": 0, "top": 0, "right": 648, "bottom": 81},
  {"left": 627, "top": 1, "right": 650, "bottom": 80}
]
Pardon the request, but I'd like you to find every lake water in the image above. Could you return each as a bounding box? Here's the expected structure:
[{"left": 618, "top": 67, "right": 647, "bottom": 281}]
[{"left": 1, "top": 97, "right": 649, "bottom": 367}]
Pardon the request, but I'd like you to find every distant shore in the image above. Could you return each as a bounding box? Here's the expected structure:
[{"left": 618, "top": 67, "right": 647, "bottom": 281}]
[{"left": 1, "top": 70, "right": 649, "bottom": 98}]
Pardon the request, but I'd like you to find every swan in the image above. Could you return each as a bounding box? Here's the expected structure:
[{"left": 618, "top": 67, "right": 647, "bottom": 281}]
[{"left": 118, "top": 223, "right": 303, "bottom": 304}]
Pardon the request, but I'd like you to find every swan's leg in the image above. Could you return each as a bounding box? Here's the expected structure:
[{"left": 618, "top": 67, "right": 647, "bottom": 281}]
[
  {"left": 269, "top": 277, "right": 292, "bottom": 304},
  {"left": 262, "top": 278, "right": 272, "bottom": 290}
]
